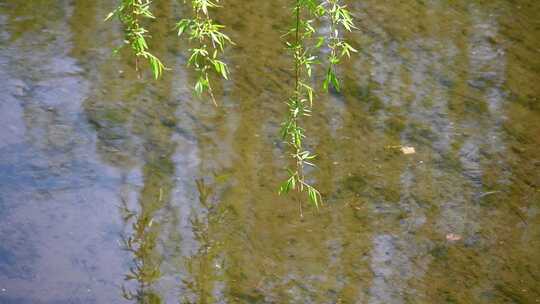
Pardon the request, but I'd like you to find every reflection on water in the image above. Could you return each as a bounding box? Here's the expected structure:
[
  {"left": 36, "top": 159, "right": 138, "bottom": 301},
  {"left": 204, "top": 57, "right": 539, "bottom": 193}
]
[{"left": 0, "top": 0, "right": 539, "bottom": 303}]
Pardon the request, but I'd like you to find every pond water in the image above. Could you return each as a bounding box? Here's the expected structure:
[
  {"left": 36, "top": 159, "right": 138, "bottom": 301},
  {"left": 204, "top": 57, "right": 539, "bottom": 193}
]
[{"left": 0, "top": 0, "right": 539, "bottom": 303}]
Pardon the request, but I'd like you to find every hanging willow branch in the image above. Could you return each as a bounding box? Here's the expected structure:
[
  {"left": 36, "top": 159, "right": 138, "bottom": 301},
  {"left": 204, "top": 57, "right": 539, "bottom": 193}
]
[
  {"left": 106, "top": 0, "right": 166, "bottom": 79},
  {"left": 279, "top": 0, "right": 356, "bottom": 209},
  {"left": 320, "top": 0, "right": 357, "bottom": 92},
  {"left": 105, "top": 0, "right": 356, "bottom": 210},
  {"left": 279, "top": 0, "right": 322, "bottom": 209},
  {"left": 176, "top": 0, "right": 233, "bottom": 105}
]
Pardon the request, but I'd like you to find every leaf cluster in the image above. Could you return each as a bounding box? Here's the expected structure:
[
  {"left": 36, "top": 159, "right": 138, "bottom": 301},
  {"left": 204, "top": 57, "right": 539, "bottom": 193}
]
[
  {"left": 176, "top": 0, "right": 233, "bottom": 105},
  {"left": 319, "top": 0, "right": 357, "bottom": 92},
  {"left": 106, "top": 0, "right": 165, "bottom": 79}
]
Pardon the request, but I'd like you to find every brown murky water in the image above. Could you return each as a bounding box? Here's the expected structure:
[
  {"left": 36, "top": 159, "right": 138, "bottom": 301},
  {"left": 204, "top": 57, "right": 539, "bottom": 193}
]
[{"left": 0, "top": 0, "right": 539, "bottom": 303}]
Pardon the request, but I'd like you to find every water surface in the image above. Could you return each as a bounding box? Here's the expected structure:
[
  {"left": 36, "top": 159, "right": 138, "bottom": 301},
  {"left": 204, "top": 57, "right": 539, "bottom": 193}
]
[{"left": 0, "top": 0, "right": 539, "bottom": 303}]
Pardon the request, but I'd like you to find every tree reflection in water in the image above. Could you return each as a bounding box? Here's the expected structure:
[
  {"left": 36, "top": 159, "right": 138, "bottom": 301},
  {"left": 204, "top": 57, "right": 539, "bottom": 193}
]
[{"left": 119, "top": 196, "right": 163, "bottom": 304}]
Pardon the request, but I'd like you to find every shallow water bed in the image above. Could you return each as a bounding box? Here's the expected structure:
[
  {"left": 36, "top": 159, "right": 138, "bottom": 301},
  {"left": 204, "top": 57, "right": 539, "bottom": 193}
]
[{"left": 0, "top": 0, "right": 539, "bottom": 303}]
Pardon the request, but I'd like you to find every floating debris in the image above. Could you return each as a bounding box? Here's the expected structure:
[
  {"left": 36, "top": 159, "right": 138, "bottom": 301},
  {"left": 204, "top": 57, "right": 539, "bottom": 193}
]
[
  {"left": 385, "top": 145, "right": 416, "bottom": 154},
  {"left": 446, "top": 233, "right": 462, "bottom": 241},
  {"left": 401, "top": 146, "right": 416, "bottom": 155}
]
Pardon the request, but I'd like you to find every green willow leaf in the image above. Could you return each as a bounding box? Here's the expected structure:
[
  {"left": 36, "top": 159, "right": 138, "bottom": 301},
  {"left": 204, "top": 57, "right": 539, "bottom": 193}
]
[{"left": 106, "top": 0, "right": 166, "bottom": 79}]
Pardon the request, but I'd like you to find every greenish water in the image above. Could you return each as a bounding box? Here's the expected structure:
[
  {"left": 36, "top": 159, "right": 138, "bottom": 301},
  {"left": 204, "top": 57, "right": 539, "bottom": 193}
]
[{"left": 0, "top": 0, "right": 539, "bottom": 303}]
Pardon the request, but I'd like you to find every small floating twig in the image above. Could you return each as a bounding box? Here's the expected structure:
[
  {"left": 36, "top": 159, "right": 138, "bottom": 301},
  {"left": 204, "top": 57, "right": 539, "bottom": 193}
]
[{"left": 477, "top": 190, "right": 501, "bottom": 199}]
